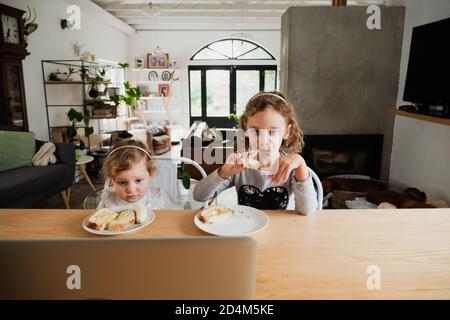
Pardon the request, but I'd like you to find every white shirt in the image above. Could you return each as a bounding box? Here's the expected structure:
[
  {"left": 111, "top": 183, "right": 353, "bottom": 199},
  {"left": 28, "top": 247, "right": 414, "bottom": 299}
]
[{"left": 97, "top": 179, "right": 181, "bottom": 210}]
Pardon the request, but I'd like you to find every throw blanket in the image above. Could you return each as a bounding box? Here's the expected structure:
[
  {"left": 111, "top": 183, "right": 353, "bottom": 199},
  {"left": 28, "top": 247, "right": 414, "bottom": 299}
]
[{"left": 32, "top": 142, "right": 57, "bottom": 166}]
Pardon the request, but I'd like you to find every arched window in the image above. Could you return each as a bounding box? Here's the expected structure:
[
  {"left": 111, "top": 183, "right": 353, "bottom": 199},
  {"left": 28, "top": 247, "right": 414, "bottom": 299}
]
[
  {"left": 191, "top": 38, "right": 275, "bottom": 60},
  {"left": 189, "top": 39, "right": 277, "bottom": 127}
]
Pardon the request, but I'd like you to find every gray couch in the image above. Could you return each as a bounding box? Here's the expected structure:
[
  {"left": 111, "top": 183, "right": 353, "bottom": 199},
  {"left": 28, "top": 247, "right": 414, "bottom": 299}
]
[{"left": 0, "top": 126, "right": 75, "bottom": 208}]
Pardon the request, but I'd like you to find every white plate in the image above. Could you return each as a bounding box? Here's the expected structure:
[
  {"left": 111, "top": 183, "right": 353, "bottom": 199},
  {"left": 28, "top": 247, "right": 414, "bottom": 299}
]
[
  {"left": 194, "top": 205, "right": 269, "bottom": 237},
  {"left": 82, "top": 208, "right": 156, "bottom": 236}
]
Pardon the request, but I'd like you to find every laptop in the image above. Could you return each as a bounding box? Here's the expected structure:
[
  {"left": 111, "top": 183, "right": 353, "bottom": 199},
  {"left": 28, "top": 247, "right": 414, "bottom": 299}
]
[{"left": 0, "top": 237, "right": 258, "bottom": 300}]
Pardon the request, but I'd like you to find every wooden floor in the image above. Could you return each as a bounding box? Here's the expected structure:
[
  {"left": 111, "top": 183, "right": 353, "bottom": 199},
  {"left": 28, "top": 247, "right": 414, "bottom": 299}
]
[{"left": 34, "top": 177, "right": 104, "bottom": 209}]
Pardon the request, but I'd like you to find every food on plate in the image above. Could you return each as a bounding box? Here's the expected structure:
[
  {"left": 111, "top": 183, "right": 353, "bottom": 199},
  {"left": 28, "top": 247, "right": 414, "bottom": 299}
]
[
  {"left": 87, "top": 208, "right": 118, "bottom": 231},
  {"left": 133, "top": 203, "right": 148, "bottom": 223},
  {"left": 108, "top": 209, "right": 136, "bottom": 232},
  {"left": 87, "top": 204, "right": 148, "bottom": 232},
  {"left": 199, "top": 205, "right": 235, "bottom": 224}
]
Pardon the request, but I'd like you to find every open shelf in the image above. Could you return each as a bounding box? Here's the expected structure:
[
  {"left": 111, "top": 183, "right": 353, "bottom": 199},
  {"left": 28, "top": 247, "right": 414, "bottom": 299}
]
[
  {"left": 45, "top": 81, "right": 84, "bottom": 85},
  {"left": 391, "top": 109, "right": 450, "bottom": 126},
  {"left": 131, "top": 68, "right": 178, "bottom": 72},
  {"left": 144, "top": 110, "right": 182, "bottom": 114},
  {"left": 140, "top": 96, "right": 180, "bottom": 100}
]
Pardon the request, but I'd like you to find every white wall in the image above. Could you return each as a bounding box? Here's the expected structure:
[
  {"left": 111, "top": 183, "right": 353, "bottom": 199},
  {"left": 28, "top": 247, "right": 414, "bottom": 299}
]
[
  {"left": 0, "top": 0, "right": 129, "bottom": 140},
  {"left": 127, "top": 30, "right": 280, "bottom": 130},
  {"left": 390, "top": 0, "right": 450, "bottom": 203}
]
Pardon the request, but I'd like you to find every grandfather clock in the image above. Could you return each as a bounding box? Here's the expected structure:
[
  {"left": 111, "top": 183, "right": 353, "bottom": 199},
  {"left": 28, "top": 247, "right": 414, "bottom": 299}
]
[{"left": 0, "top": 3, "right": 29, "bottom": 131}]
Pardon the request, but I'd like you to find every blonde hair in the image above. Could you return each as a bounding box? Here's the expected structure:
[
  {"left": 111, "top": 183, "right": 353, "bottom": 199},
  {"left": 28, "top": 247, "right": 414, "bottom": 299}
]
[
  {"left": 102, "top": 139, "right": 155, "bottom": 180},
  {"left": 239, "top": 91, "right": 305, "bottom": 153}
]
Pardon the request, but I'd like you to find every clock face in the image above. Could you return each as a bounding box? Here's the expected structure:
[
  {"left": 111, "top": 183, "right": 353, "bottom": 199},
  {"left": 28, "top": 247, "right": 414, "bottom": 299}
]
[{"left": 2, "top": 14, "right": 20, "bottom": 44}]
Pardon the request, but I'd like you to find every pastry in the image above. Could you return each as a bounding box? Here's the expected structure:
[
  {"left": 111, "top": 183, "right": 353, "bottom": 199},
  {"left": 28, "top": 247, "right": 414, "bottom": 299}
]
[{"left": 199, "top": 205, "right": 234, "bottom": 224}]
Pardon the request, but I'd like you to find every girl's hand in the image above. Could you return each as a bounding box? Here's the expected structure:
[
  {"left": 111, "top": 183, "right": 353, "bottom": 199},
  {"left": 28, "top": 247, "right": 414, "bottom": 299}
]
[
  {"left": 269, "top": 153, "right": 308, "bottom": 184},
  {"left": 218, "top": 152, "right": 245, "bottom": 179},
  {"left": 218, "top": 151, "right": 258, "bottom": 179}
]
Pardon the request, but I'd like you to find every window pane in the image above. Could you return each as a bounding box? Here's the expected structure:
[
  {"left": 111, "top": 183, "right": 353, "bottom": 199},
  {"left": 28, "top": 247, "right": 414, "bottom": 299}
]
[
  {"left": 209, "top": 40, "right": 232, "bottom": 59},
  {"left": 206, "top": 70, "right": 230, "bottom": 117},
  {"left": 264, "top": 70, "right": 276, "bottom": 91},
  {"left": 193, "top": 47, "right": 228, "bottom": 60},
  {"left": 190, "top": 70, "right": 202, "bottom": 117},
  {"left": 236, "top": 70, "right": 260, "bottom": 116},
  {"left": 191, "top": 39, "right": 274, "bottom": 61},
  {"left": 232, "top": 40, "right": 257, "bottom": 58},
  {"left": 238, "top": 47, "right": 272, "bottom": 60}
]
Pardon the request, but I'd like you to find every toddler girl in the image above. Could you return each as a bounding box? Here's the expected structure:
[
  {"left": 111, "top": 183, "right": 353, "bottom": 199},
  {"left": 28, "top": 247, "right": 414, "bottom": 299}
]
[{"left": 97, "top": 139, "right": 180, "bottom": 210}]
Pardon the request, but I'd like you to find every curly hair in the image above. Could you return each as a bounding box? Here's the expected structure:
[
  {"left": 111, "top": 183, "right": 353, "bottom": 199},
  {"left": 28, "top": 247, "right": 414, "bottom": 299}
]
[
  {"left": 102, "top": 139, "right": 155, "bottom": 180},
  {"left": 239, "top": 91, "right": 305, "bottom": 153}
]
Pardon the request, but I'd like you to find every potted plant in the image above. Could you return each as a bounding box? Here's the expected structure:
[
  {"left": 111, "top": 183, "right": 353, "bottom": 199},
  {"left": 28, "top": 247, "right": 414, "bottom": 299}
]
[
  {"left": 66, "top": 108, "right": 94, "bottom": 160},
  {"left": 109, "top": 63, "right": 142, "bottom": 116},
  {"left": 87, "top": 80, "right": 100, "bottom": 99},
  {"left": 63, "top": 64, "right": 77, "bottom": 81},
  {"left": 78, "top": 66, "right": 89, "bottom": 82},
  {"left": 177, "top": 162, "right": 191, "bottom": 196},
  {"left": 109, "top": 81, "right": 141, "bottom": 118},
  {"left": 96, "top": 67, "right": 110, "bottom": 96},
  {"left": 229, "top": 113, "right": 241, "bottom": 128}
]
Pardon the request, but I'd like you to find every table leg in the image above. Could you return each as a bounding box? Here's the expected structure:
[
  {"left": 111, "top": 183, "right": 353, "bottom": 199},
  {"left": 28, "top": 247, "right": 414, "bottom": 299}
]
[
  {"left": 79, "top": 165, "right": 96, "bottom": 192},
  {"left": 60, "top": 190, "right": 70, "bottom": 209}
]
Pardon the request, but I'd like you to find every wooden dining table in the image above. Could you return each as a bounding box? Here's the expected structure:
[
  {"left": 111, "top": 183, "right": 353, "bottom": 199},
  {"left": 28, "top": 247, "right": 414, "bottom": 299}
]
[{"left": 1, "top": 208, "right": 450, "bottom": 299}]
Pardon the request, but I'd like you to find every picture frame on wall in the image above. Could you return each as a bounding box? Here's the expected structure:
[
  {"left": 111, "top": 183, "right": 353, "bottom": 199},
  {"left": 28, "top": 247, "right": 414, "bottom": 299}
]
[
  {"left": 158, "top": 83, "right": 170, "bottom": 97},
  {"left": 135, "top": 57, "right": 145, "bottom": 69},
  {"left": 148, "top": 53, "right": 169, "bottom": 69}
]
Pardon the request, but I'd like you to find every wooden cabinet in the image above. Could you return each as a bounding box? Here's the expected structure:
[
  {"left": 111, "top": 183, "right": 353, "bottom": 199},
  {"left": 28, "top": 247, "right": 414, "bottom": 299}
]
[
  {"left": 0, "top": 59, "right": 28, "bottom": 130},
  {"left": 0, "top": 3, "right": 29, "bottom": 131}
]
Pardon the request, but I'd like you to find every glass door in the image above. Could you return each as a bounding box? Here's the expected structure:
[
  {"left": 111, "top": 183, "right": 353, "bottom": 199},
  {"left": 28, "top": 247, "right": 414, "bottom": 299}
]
[
  {"left": 1, "top": 60, "right": 28, "bottom": 131},
  {"left": 236, "top": 69, "right": 260, "bottom": 116},
  {"left": 189, "top": 65, "right": 277, "bottom": 128},
  {"left": 206, "top": 69, "right": 230, "bottom": 118}
]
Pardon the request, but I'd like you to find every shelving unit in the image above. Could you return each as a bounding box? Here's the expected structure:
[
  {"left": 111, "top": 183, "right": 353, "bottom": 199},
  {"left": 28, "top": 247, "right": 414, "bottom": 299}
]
[
  {"left": 41, "top": 59, "right": 127, "bottom": 147},
  {"left": 391, "top": 108, "right": 450, "bottom": 126},
  {"left": 129, "top": 67, "right": 183, "bottom": 124}
]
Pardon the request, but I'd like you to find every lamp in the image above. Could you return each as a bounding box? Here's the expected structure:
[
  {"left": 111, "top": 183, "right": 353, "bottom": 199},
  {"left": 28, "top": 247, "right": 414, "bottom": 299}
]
[{"left": 142, "top": 2, "right": 160, "bottom": 17}]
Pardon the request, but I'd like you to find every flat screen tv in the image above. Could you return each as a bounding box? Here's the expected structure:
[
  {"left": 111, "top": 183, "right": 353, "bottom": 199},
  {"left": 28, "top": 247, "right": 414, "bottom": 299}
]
[{"left": 403, "top": 17, "right": 450, "bottom": 110}]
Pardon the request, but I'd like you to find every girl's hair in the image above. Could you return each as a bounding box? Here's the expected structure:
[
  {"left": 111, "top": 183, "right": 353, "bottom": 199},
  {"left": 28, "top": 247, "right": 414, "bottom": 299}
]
[
  {"left": 102, "top": 139, "right": 155, "bottom": 180},
  {"left": 239, "top": 91, "right": 305, "bottom": 153}
]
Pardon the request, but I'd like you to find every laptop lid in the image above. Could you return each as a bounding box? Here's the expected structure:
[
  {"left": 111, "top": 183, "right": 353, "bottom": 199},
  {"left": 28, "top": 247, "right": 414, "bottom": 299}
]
[{"left": 0, "top": 237, "right": 258, "bottom": 300}]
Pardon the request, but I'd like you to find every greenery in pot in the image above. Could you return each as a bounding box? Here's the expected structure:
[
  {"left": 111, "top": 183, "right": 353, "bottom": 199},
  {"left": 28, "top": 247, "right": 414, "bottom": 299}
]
[
  {"left": 63, "top": 64, "right": 77, "bottom": 81},
  {"left": 178, "top": 162, "right": 191, "bottom": 190},
  {"left": 229, "top": 113, "right": 241, "bottom": 127},
  {"left": 123, "top": 81, "right": 142, "bottom": 106},
  {"left": 109, "top": 62, "right": 141, "bottom": 112},
  {"left": 66, "top": 108, "right": 94, "bottom": 155}
]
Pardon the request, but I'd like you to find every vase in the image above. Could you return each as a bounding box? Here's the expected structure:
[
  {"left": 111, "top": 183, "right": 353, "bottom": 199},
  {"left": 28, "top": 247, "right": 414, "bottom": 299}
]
[{"left": 75, "top": 149, "right": 81, "bottom": 161}]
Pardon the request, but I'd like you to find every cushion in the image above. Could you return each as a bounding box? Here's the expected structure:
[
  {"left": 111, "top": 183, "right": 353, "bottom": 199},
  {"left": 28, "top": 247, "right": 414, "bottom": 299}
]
[
  {"left": 0, "top": 131, "right": 35, "bottom": 172},
  {"left": 32, "top": 142, "right": 57, "bottom": 166},
  {"left": 148, "top": 124, "right": 166, "bottom": 137}
]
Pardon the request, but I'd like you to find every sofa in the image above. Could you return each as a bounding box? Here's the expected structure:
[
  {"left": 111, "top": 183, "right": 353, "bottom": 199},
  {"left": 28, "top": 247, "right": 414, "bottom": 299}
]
[{"left": 0, "top": 127, "right": 75, "bottom": 208}]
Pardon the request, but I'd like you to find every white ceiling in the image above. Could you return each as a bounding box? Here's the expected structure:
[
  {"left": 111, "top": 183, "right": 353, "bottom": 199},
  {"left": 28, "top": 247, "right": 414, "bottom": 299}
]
[{"left": 91, "top": 0, "right": 404, "bottom": 31}]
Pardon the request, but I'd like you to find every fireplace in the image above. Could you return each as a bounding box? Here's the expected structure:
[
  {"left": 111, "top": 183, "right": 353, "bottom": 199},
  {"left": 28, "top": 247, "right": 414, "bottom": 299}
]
[{"left": 302, "top": 135, "right": 383, "bottom": 180}]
